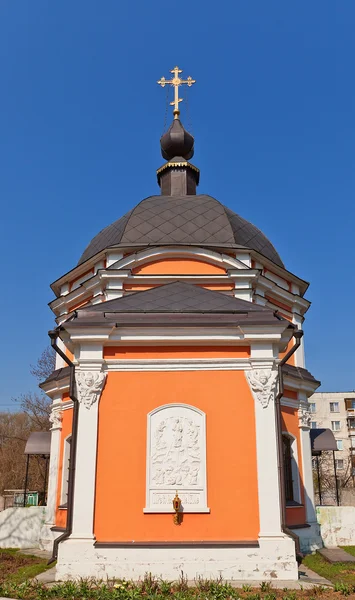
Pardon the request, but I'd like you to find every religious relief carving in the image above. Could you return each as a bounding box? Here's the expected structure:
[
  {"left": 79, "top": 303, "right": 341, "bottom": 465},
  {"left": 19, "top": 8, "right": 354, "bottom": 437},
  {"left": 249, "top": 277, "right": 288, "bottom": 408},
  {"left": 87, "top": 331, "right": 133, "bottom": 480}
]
[
  {"left": 151, "top": 416, "right": 201, "bottom": 488},
  {"left": 246, "top": 369, "right": 278, "bottom": 408},
  {"left": 298, "top": 407, "right": 311, "bottom": 429},
  {"left": 145, "top": 404, "right": 208, "bottom": 513},
  {"left": 76, "top": 371, "right": 106, "bottom": 409},
  {"left": 49, "top": 410, "right": 62, "bottom": 430}
]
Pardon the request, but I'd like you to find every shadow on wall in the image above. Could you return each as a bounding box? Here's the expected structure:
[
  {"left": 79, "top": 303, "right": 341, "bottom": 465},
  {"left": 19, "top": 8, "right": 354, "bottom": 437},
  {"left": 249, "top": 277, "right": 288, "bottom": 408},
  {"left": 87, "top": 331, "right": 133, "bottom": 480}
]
[
  {"left": 0, "top": 507, "right": 45, "bottom": 549},
  {"left": 317, "top": 506, "right": 355, "bottom": 547}
]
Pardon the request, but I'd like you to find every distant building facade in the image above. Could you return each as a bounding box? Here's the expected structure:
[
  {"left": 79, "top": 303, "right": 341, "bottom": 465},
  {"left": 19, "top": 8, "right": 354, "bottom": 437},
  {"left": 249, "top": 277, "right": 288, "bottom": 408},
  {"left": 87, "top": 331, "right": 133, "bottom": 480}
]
[{"left": 309, "top": 392, "right": 355, "bottom": 497}]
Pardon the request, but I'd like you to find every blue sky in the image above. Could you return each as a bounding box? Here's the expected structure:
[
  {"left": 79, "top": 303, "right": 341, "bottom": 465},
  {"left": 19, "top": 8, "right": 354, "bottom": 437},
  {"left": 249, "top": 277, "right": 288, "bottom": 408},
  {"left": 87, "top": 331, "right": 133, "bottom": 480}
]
[{"left": 0, "top": 1, "right": 354, "bottom": 409}]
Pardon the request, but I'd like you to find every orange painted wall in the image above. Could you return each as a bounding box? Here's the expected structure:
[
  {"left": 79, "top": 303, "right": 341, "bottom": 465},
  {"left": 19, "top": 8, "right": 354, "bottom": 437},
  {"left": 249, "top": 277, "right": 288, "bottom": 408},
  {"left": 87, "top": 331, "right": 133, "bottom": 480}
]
[
  {"left": 103, "top": 346, "right": 250, "bottom": 359},
  {"left": 55, "top": 407, "right": 73, "bottom": 528},
  {"left": 132, "top": 258, "right": 226, "bottom": 275},
  {"left": 65, "top": 348, "right": 74, "bottom": 362},
  {"left": 281, "top": 406, "right": 306, "bottom": 526},
  {"left": 95, "top": 369, "right": 259, "bottom": 542},
  {"left": 68, "top": 295, "right": 93, "bottom": 312},
  {"left": 279, "top": 339, "right": 296, "bottom": 366}
]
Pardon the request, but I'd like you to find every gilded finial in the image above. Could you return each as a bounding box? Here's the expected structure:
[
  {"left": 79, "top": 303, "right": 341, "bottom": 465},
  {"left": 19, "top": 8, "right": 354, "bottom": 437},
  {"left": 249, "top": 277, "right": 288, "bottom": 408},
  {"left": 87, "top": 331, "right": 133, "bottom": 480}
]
[{"left": 157, "top": 66, "right": 196, "bottom": 119}]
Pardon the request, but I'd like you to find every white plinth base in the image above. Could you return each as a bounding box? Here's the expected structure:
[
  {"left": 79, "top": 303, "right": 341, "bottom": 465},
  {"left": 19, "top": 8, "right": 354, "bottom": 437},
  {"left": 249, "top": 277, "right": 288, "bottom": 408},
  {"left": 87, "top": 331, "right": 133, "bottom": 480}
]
[
  {"left": 290, "top": 523, "right": 323, "bottom": 554},
  {"left": 39, "top": 523, "right": 63, "bottom": 552},
  {"left": 55, "top": 535, "right": 298, "bottom": 581}
]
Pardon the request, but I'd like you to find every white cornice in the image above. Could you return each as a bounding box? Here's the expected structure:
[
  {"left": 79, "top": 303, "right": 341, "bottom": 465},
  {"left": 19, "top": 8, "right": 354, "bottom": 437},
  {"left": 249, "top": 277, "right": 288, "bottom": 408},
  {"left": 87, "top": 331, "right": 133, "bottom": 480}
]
[
  {"left": 105, "top": 357, "right": 251, "bottom": 371},
  {"left": 249, "top": 249, "right": 309, "bottom": 295},
  {"left": 49, "top": 247, "right": 310, "bottom": 324},
  {"left": 41, "top": 377, "right": 70, "bottom": 397},
  {"left": 283, "top": 373, "right": 320, "bottom": 396}
]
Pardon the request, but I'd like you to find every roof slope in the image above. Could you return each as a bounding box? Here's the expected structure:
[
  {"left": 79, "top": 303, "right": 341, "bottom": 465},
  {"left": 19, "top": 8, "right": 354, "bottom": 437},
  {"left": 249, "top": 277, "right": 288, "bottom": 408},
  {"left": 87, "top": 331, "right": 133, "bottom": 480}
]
[
  {"left": 63, "top": 282, "right": 290, "bottom": 330},
  {"left": 78, "top": 195, "right": 283, "bottom": 267},
  {"left": 77, "top": 281, "right": 278, "bottom": 314}
]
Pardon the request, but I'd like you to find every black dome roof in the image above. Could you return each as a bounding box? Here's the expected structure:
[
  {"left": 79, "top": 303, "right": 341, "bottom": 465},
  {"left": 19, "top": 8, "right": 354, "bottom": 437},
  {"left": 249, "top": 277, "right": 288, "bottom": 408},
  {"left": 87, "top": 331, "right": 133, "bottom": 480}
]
[{"left": 78, "top": 195, "right": 284, "bottom": 267}]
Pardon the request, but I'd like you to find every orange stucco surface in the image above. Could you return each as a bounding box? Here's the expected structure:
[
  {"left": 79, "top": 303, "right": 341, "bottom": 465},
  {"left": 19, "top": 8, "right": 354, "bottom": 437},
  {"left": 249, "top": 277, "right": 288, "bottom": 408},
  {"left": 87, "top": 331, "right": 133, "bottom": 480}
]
[
  {"left": 94, "top": 369, "right": 259, "bottom": 542},
  {"left": 282, "top": 406, "right": 306, "bottom": 526},
  {"left": 132, "top": 258, "right": 226, "bottom": 275},
  {"left": 69, "top": 267, "right": 94, "bottom": 291},
  {"left": 55, "top": 407, "right": 73, "bottom": 528},
  {"left": 279, "top": 339, "right": 296, "bottom": 366},
  {"left": 103, "top": 345, "right": 250, "bottom": 359}
]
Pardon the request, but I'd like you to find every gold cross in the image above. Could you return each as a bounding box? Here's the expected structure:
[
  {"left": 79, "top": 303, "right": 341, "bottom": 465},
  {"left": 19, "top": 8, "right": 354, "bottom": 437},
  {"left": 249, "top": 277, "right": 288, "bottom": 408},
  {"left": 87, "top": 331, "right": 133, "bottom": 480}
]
[{"left": 157, "top": 66, "right": 196, "bottom": 119}]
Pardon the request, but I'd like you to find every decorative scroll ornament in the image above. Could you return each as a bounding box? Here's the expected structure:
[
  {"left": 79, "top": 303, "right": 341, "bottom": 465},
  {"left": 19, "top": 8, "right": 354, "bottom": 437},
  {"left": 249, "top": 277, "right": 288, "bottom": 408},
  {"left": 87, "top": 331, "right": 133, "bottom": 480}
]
[
  {"left": 49, "top": 410, "right": 62, "bottom": 430},
  {"left": 246, "top": 369, "right": 278, "bottom": 408},
  {"left": 76, "top": 371, "right": 106, "bottom": 409},
  {"left": 298, "top": 407, "right": 311, "bottom": 429}
]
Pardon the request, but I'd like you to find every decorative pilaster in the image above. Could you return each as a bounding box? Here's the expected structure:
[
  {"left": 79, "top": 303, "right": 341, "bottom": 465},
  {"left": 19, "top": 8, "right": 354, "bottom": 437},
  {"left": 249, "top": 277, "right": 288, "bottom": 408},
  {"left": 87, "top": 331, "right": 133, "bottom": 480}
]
[
  {"left": 70, "top": 368, "right": 106, "bottom": 540},
  {"left": 246, "top": 366, "right": 283, "bottom": 537},
  {"left": 298, "top": 404, "right": 317, "bottom": 524},
  {"left": 40, "top": 401, "right": 63, "bottom": 550},
  {"left": 45, "top": 404, "right": 62, "bottom": 526}
]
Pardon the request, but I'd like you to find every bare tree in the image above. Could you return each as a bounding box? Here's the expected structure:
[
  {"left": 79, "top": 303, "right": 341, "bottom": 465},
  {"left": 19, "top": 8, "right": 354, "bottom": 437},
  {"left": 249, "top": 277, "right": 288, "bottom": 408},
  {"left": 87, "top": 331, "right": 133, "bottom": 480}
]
[
  {"left": 30, "top": 346, "right": 56, "bottom": 382},
  {"left": 0, "top": 348, "right": 56, "bottom": 497},
  {"left": 17, "top": 347, "right": 55, "bottom": 430},
  {"left": 0, "top": 412, "right": 46, "bottom": 496},
  {"left": 313, "top": 452, "right": 353, "bottom": 505}
]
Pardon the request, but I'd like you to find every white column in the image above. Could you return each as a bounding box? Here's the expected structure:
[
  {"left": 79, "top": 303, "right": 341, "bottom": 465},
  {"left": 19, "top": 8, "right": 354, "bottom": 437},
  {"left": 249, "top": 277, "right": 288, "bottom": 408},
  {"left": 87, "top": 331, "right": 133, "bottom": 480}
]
[
  {"left": 246, "top": 356, "right": 283, "bottom": 538},
  {"left": 298, "top": 406, "right": 317, "bottom": 524},
  {"left": 45, "top": 399, "right": 62, "bottom": 526},
  {"left": 70, "top": 353, "right": 106, "bottom": 541},
  {"left": 70, "top": 401, "right": 99, "bottom": 539},
  {"left": 292, "top": 313, "right": 305, "bottom": 368},
  {"left": 254, "top": 390, "right": 283, "bottom": 536}
]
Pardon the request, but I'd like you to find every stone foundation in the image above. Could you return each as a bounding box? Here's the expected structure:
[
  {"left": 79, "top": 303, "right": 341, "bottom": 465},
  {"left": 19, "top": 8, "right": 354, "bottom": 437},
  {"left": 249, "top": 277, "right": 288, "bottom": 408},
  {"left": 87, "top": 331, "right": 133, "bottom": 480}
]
[{"left": 55, "top": 535, "right": 298, "bottom": 581}]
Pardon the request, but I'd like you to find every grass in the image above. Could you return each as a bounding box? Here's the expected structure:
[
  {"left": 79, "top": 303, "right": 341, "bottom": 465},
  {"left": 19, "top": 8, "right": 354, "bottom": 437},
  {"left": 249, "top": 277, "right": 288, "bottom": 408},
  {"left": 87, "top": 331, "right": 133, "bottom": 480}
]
[
  {"left": 0, "top": 573, "right": 343, "bottom": 600},
  {"left": 303, "top": 552, "right": 355, "bottom": 586},
  {"left": 0, "top": 553, "right": 354, "bottom": 600},
  {"left": 0, "top": 548, "right": 53, "bottom": 585}
]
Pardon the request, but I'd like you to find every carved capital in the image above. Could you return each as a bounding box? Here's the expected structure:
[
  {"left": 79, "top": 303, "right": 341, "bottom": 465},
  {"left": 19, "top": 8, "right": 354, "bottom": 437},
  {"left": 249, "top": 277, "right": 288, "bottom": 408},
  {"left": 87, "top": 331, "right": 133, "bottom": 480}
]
[
  {"left": 49, "top": 409, "right": 62, "bottom": 430},
  {"left": 246, "top": 368, "right": 278, "bottom": 408},
  {"left": 298, "top": 406, "right": 311, "bottom": 429},
  {"left": 76, "top": 370, "right": 107, "bottom": 409}
]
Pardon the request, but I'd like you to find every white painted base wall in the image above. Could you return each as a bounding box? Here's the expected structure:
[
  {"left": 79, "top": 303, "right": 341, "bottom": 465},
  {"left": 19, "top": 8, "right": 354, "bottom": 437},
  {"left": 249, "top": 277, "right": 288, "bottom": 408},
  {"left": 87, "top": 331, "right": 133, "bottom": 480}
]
[
  {"left": 317, "top": 506, "right": 355, "bottom": 547},
  {"left": 39, "top": 523, "right": 63, "bottom": 552},
  {"left": 0, "top": 507, "right": 45, "bottom": 549},
  {"left": 56, "top": 536, "right": 298, "bottom": 581},
  {"left": 290, "top": 523, "right": 322, "bottom": 554}
]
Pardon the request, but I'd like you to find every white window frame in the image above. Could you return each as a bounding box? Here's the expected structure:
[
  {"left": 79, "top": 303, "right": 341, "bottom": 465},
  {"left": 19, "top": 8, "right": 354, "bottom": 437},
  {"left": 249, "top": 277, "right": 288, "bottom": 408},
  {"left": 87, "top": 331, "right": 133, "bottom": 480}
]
[
  {"left": 282, "top": 431, "right": 302, "bottom": 505},
  {"left": 335, "top": 459, "right": 344, "bottom": 470},
  {"left": 330, "top": 402, "right": 340, "bottom": 413},
  {"left": 336, "top": 439, "right": 343, "bottom": 451},
  {"left": 331, "top": 421, "right": 341, "bottom": 432},
  {"left": 311, "top": 421, "right": 317, "bottom": 429},
  {"left": 309, "top": 403, "right": 316, "bottom": 414}
]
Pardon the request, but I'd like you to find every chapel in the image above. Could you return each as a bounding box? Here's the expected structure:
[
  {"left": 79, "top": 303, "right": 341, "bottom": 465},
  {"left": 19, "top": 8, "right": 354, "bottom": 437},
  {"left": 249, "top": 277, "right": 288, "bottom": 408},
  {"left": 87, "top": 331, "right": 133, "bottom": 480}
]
[{"left": 40, "top": 67, "right": 322, "bottom": 581}]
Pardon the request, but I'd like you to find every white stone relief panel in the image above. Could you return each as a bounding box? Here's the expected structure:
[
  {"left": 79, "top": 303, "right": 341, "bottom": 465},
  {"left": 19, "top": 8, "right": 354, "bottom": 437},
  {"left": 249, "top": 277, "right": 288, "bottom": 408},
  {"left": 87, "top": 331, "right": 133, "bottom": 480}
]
[{"left": 144, "top": 404, "right": 209, "bottom": 513}]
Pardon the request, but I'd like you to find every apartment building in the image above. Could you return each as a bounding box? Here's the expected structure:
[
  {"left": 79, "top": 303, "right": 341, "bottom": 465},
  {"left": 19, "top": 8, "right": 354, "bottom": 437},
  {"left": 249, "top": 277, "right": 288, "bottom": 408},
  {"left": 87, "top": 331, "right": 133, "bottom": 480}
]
[{"left": 309, "top": 391, "right": 355, "bottom": 479}]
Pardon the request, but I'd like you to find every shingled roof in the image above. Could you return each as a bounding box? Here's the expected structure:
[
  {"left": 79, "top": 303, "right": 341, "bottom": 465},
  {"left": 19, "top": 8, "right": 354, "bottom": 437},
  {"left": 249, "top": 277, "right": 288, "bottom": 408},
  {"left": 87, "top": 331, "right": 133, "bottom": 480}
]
[
  {"left": 61, "top": 282, "right": 291, "bottom": 330},
  {"left": 78, "top": 195, "right": 283, "bottom": 267}
]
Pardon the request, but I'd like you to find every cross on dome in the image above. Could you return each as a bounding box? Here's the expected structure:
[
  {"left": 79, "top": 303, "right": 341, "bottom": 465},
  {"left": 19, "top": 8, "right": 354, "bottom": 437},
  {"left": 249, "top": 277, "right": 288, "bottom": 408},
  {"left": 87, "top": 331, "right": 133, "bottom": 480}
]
[{"left": 157, "top": 66, "right": 196, "bottom": 119}]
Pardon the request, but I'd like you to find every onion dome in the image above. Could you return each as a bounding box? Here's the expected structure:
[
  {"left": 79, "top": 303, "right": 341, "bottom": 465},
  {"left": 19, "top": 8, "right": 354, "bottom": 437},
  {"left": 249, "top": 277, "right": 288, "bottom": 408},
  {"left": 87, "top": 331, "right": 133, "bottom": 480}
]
[{"left": 160, "top": 118, "right": 194, "bottom": 161}]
